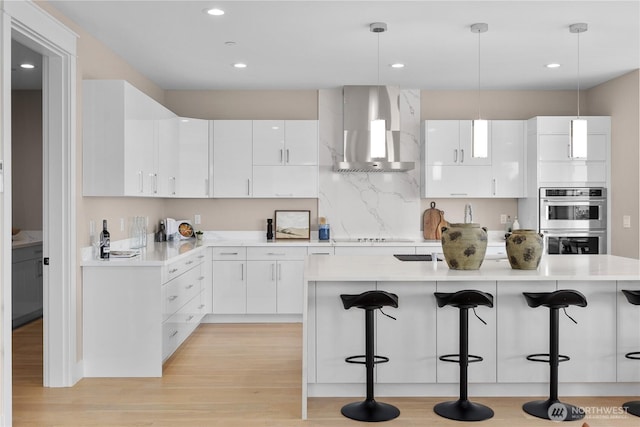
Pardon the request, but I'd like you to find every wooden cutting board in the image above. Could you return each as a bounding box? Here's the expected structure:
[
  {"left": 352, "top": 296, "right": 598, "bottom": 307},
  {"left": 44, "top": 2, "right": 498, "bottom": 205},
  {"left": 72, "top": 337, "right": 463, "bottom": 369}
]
[{"left": 423, "top": 202, "right": 447, "bottom": 240}]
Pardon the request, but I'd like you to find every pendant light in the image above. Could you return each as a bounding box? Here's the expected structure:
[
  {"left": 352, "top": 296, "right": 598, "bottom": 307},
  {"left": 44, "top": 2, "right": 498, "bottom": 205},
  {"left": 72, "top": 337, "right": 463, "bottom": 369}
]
[
  {"left": 570, "top": 23, "right": 588, "bottom": 158},
  {"left": 370, "top": 22, "right": 387, "bottom": 159},
  {"left": 471, "top": 23, "right": 488, "bottom": 158}
]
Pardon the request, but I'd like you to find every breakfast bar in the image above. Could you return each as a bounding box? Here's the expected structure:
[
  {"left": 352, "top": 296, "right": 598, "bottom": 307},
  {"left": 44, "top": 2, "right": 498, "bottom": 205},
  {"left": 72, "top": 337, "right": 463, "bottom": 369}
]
[{"left": 301, "top": 254, "right": 640, "bottom": 419}]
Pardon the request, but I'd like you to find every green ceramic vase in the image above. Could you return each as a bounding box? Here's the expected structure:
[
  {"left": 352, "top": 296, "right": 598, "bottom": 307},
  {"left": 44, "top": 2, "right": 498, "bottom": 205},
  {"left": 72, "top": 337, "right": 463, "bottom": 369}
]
[
  {"left": 506, "top": 229, "right": 544, "bottom": 270},
  {"left": 441, "top": 223, "right": 488, "bottom": 270}
]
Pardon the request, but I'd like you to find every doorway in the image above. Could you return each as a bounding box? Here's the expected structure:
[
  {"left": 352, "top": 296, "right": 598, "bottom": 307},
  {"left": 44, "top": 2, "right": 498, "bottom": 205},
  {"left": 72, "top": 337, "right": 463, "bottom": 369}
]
[{"left": 2, "top": 2, "right": 78, "bottom": 424}]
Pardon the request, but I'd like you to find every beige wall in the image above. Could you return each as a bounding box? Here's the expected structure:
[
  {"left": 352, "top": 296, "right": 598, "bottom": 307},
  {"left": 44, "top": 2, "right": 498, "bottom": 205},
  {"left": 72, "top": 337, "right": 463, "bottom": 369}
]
[
  {"left": 587, "top": 70, "right": 640, "bottom": 258},
  {"left": 11, "top": 90, "right": 42, "bottom": 230}
]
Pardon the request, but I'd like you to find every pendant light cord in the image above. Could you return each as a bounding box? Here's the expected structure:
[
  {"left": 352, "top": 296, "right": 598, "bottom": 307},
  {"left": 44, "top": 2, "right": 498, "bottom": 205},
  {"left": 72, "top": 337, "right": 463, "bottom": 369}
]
[
  {"left": 576, "top": 29, "right": 581, "bottom": 119},
  {"left": 477, "top": 29, "right": 481, "bottom": 120},
  {"left": 377, "top": 30, "right": 381, "bottom": 120}
]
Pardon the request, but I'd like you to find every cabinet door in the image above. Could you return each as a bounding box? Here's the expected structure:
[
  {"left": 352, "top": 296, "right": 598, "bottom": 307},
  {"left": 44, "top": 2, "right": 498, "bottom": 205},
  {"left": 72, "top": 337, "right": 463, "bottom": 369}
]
[
  {"left": 252, "top": 165, "right": 318, "bottom": 197},
  {"left": 425, "top": 165, "right": 492, "bottom": 197},
  {"left": 212, "top": 260, "right": 246, "bottom": 314},
  {"left": 246, "top": 261, "right": 277, "bottom": 313},
  {"left": 177, "top": 118, "right": 210, "bottom": 198},
  {"left": 458, "top": 120, "right": 491, "bottom": 166},
  {"left": 618, "top": 281, "right": 640, "bottom": 382},
  {"left": 436, "top": 281, "right": 497, "bottom": 383},
  {"left": 376, "top": 281, "right": 437, "bottom": 383},
  {"left": 425, "top": 120, "right": 459, "bottom": 166},
  {"left": 276, "top": 260, "right": 305, "bottom": 314},
  {"left": 212, "top": 120, "right": 253, "bottom": 197},
  {"left": 316, "top": 281, "right": 374, "bottom": 383},
  {"left": 156, "top": 114, "right": 179, "bottom": 197},
  {"left": 253, "top": 120, "right": 285, "bottom": 165},
  {"left": 491, "top": 120, "right": 524, "bottom": 197},
  {"left": 557, "top": 280, "right": 616, "bottom": 382},
  {"left": 124, "top": 116, "right": 155, "bottom": 196},
  {"left": 284, "top": 120, "right": 318, "bottom": 165},
  {"left": 496, "top": 280, "right": 556, "bottom": 383}
]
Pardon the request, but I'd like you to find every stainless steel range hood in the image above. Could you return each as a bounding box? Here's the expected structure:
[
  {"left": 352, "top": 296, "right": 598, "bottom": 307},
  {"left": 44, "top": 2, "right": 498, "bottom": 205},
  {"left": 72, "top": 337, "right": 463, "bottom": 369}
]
[{"left": 334, "top": 85, "right": 414, "bottom": 172}]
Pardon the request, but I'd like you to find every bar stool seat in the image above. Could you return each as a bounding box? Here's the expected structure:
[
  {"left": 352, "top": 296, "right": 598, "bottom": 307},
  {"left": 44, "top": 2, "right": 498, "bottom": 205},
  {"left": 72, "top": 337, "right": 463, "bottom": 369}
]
[
  {"left": 621, "top": 290, "right": 640, "bottom": 417},
  {"left": 522, "top": 289, "right": 587, "bottom": 422},
  {"left": 433, "top": 290, "right": 494, "bottom": 422},
  {"left": 339, "top": 290, "right": 399, "bottom": 422}
]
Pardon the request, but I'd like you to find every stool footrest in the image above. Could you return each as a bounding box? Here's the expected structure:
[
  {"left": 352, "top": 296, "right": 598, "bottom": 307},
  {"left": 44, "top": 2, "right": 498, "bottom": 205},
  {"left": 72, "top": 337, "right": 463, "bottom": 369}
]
[
  {"left": 526, "top": 353, "right": 570, "bottom": 363},
  {"left": 345, "top": 354, "right": 389, "bottom": 365},
  {"left": 625, "top": 351, "right": 640, "bottom": 360},
  {"left": 439, "top": 353, "right": 483, "bottom": 364}
]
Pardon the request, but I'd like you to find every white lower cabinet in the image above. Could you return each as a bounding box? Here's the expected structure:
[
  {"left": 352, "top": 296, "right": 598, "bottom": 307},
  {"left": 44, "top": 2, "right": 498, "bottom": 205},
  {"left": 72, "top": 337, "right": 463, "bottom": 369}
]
[
  {"left": 618, "top": 281, "right": 640, "bottom": 382},
  {"left": 12, "top": 244, "right": 44, "bottom": 328},
  {"left": 83, "top": 247, "right": 208, "bottom": 377},
  {"left": 212, "top": 247, "right": 247, "bottom": 314},
  {"left": 435, "top": 281, "right": 497, "bottom": 383}
]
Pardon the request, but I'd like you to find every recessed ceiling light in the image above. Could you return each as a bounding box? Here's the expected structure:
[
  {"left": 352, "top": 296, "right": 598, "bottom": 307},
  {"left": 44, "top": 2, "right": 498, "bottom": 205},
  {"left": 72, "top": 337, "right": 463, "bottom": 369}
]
[
  {"left": 546, "top": 63, "right": 561, "bottom": 68},
  {"left": 390, "top": 63, "right": 405, "bottom": 69},
  {"left": 205, "top": 8, "right": 224, "bottom": 16},
  {"left": 233, "top": 63, "right": 247, "bottom": 69},
  {"left": 20, "top": 63, "right": 35, "bottom": 69}
]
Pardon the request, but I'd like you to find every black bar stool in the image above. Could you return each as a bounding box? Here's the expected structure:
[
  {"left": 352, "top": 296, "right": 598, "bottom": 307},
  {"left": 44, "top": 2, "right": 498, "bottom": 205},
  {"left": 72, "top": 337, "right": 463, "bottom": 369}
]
[
  {"left": 433, "top": 289, "right": 494, "bottom": 422},
  {"left": 522, "top": 290, "right": 587, "bottom": 422},
  {"left": 621, "top": 289, "right": 640, "bottom": 417},
  {"left": 339, "top": 290, "right": 400, "bottom": 422}
]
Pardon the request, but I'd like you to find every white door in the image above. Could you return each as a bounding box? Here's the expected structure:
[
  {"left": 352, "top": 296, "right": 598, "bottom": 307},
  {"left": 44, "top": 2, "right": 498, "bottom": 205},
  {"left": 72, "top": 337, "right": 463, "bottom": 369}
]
[
  {"left": 425, "top": 120, "right": 460, "bottom": 166},
  {"left": 177, "top": 118, "right": 209, "bottom": 197},
  {"left": 156, "top": 115, "right": 178, "bottom": 197},
  {"left": 491, "top": 120, "right": 524, "bottom": 197}
]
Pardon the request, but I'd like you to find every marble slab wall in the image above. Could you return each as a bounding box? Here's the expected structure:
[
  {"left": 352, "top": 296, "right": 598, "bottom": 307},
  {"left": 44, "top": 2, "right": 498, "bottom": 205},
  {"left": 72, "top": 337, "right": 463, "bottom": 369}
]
[{"left": 318, "top": 89, "right": 421, "bottom": 239}]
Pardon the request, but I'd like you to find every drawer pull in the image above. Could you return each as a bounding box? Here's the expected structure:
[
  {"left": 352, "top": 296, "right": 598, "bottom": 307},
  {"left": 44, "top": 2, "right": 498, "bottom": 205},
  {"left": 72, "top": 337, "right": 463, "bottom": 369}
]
[
  {"left": 267, "top": 252, "right": 286, "bottom": 256},
  {"left": 169, "top": 268, "right": 179, "bottom": 274},
  {"left": 185, "top": 260, "right": 194, "bottom": 265},
  {"left": 186, "top": 315, "right": 194, "bottom": 322},
  {"left": 220, "top": 252, "right": 238, "bottom": 256},
  {"left": 198, "top": 255, "right": 205, "bottom": 259},
  {"left": 169, "top": 330, "right": 178, "bottom": 338},
  {"left": 198, "top": 276, "right": 205, "bottom": 281},
  {"left": 198, "top": 304, "right": 205, "bottom": 310},
  {"left": 186, "top": 284, "right": 195, "bottom": 289},
  {"left": 312, "top": 252, "right": 331, "bottom": 255},
  {"left": 168, "top": 295, "right": 178, "bottom": 302}
]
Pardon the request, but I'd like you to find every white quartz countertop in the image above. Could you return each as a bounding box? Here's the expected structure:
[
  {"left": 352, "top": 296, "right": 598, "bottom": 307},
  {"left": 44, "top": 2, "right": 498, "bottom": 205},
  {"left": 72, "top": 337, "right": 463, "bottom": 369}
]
[
  {"left": 82, "top": 240, "right": 208, "bottom": 267},
  {"left": 304, "top": 254, "right": 640, "bottom": 282}
]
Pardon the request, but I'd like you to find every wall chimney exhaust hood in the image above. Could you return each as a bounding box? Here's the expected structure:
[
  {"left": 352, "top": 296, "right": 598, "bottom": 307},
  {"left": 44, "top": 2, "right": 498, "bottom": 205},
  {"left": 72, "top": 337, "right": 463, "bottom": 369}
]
[{"left": 334, "top": 85, "right": 415, "bottom": 172}]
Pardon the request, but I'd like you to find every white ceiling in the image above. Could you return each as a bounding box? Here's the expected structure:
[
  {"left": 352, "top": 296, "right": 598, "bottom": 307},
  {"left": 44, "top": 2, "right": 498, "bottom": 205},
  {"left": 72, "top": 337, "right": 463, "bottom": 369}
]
[{"left": 26, "top": 1, "right": 640, "bottom": 91}]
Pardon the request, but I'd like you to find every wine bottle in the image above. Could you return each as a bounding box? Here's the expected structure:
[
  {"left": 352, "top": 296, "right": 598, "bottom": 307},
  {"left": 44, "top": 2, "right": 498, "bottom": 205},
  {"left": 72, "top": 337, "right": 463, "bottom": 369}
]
[{"left": 99, "top": 219, "right": 110, "bottom": 260}]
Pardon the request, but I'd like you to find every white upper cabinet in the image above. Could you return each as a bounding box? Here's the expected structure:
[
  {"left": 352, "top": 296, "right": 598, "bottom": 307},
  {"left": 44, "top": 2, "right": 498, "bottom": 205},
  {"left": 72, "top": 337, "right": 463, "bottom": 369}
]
[
  {"left": 177, "top": 118, "right": 210, "bottom": 198},
  {"left": 424, "top": 120, "right": 525, "bottom": 198},
  {"left": 425, "top": 120, "right": 491, "bottom": 167},
  {"left": 253, "top": 120, "right": 318, "bottom": 166},
  {"left": 528, "top": 116, "right": 610, "bottom": 188},
  {"left": 490, "top": 120, "right": 525, "bottom": 197},
  {"left": 83, "top": 80, "right": 178, "bottom": 197},
  {"left": 212, "top": 120, "right": 253, "bottom": 198}
]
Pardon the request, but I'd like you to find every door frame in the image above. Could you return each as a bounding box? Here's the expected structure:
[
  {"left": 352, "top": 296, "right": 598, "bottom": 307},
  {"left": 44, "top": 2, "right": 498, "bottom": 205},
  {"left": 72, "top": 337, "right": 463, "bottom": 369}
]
[{"left": 1, "top": 0, "right": 78, "bottom": 424}]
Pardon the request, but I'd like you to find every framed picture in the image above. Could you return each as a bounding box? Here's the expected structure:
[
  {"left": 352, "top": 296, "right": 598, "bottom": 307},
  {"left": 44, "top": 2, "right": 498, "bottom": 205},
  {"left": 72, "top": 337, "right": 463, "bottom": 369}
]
[{"left": 274, "top": 210, "right": 311, "bottom": 240}]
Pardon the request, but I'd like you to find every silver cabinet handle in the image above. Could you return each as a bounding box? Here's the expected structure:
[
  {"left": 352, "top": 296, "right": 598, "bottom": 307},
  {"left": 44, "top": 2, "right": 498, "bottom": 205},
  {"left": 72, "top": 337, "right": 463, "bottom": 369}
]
[
  {"left": 247, "top": 179, "right": 251, "bottom": 196},
  {"left": 492, "top": 178, "right": 497, "bottom": 196},
  {"left": 280, "top": 149, "right": 284, "bottom": 163},
  {"left": 271, "top": 263, "right": 275, "bottom": 281},
  {"left": 267, "top": 252, "right": 286, "bottom": 256},
  {"left": 205, "top": 178, "right": 209, "bottom": 196},
  {"left": 220, "top": 252, "right": 238, "bottom": 256},
  {"left": 151, "top": 173, "right": 158, "bottom": 194},
  {"left": 170, "top": 176, "right": 177, "bottom": 195},
  {"left": 198, "top": 304, "right": 205, "bottom": 310},
  {"left": 311, "top": 252, "right": 331, "bottom": 255},
  {"left": 186, "top": 315, "right": 194, "bottom": 322},
  {"left": 169, "top": 268, "right": 179, "bottom": 274},
  {"left": 168, "top": 295, "right": 178, "bottom": 302},
  {"left": 286, "top": 149, "right": 290, "bottom": 163},
  {"left": 185, "top": 260, "right": 194, "bottom": 265},
  {"left": 241, "top": 263, "right": 244, "bottom": 281},
  {"left": 198, "top": 276, "right": 205, "bottom": 281},
  {"left": 450, "top": 193, "right": 468, "bottom": 196},
  {"left": 275, "top": 193, "right": 294, "bottom": 197},
  {"left": 278, "top": 263, "right": 282, "bottom": 281},
  {"left": 460, "top": 149, "right": 464, "bottom": 163},
  {"left": 170, "top": 330, "right": 178, "bottom": 338},
  {"left": 186, "top": 284, "right": 195, "bottom": 290},
  {"left": 198, "top": 255, "right": 205, "bottom": 259},
  {"left": 453, "top": 149, "right": 458, "bottom": 163}
]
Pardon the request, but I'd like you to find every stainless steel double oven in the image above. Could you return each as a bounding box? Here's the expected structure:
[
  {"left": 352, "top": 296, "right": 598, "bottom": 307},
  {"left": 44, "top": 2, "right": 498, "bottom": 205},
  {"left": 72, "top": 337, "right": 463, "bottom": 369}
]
[{"left": 539, "top": 187, "right": 607, "bottom": 255}]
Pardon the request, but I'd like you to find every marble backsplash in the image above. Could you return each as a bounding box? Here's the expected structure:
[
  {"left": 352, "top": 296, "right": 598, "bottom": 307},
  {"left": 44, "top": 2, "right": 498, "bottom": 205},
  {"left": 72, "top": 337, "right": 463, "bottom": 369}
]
[{"left": 318, "top": 88, "right": 422, "bottom": 239}]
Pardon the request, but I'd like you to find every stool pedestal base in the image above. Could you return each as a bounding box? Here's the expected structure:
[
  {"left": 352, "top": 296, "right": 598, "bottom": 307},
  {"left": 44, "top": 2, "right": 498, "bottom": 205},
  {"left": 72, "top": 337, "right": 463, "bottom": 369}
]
[
  {"left": 341, "top": 399, "right": 400, "bottom": 422},
  {"left": 523, "top": 399, "right": 585, "bottom": 421},
  {"left": 623, "top": 401, "right": 640, "bottom": 417},
  {"left": 434, "top": 399, "right": 494, "bottom": 422}
]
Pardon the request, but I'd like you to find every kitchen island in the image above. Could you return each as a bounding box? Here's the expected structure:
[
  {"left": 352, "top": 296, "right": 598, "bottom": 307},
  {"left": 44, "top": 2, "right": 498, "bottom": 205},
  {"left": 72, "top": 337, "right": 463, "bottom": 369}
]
[{"left": 301, "top": 254, "right": 640, "bottom": 419}]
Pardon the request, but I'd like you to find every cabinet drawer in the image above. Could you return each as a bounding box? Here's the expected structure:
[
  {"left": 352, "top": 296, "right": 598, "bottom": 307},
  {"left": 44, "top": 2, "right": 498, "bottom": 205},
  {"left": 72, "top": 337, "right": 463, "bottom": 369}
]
[
  {"left": 212, "top": 247, "right": 246, "bottom": 261},
  {"left": 166, "top": 249, "right": 205, "bottom": 282},
  {"left": 163, "top": 266, "right": 202, "bottom": 319},
  {"left": 247, "top": 246, "right": 307, "bottom": 260},
  {"left": 13, "top": 245, "right": 43, "bottom": 263},
  {"left": 307, "top": 246, "right": 335, "bottom": 255}
]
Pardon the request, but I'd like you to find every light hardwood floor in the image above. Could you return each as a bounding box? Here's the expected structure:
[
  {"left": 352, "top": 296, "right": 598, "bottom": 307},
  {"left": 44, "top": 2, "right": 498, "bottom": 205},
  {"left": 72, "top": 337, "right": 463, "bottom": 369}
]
[{"left": 12, "top": 319, "right": 638, "bottom": 426}]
